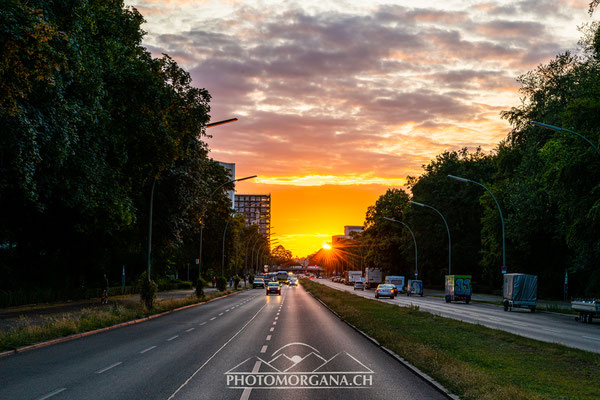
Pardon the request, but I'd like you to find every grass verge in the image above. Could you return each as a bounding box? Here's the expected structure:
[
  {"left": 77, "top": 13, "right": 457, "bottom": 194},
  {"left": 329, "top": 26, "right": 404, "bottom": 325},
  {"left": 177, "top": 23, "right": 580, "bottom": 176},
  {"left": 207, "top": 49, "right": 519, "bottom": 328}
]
[
  {"left": 302, "top": 279, "right": 600, "bottom": 400},
  {"left": 0, "top": 287, "right": 248, "bottom": 352}
]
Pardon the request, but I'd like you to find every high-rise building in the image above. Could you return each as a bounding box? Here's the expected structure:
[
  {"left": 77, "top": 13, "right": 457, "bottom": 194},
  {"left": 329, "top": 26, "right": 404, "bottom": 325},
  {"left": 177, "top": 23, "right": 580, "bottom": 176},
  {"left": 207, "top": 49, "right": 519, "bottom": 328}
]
[
  {"left": 235, "top": 194, "right": 271, "bottom": 237},
  {"left": 217, "top": 161, "right": 236, "bottom": 206}
]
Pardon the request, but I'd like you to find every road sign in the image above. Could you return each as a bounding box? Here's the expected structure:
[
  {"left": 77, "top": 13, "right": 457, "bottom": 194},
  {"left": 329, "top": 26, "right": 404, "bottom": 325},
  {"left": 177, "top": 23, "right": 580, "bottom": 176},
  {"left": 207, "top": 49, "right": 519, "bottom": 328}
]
[{"left": 501, "top": 265, "right": 507, "bottom": 274}]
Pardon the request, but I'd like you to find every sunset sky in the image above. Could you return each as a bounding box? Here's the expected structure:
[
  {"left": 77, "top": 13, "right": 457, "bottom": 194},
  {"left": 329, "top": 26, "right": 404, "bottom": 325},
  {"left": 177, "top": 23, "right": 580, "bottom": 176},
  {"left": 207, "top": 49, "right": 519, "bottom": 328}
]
[{"left": 125, "top": 0, "right": 594, "bottom": 257}]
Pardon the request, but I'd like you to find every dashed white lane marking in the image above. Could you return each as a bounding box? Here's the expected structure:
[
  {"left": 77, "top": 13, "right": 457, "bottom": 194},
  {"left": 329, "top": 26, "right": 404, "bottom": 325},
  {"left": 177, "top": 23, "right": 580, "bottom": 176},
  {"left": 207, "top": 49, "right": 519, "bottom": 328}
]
[
  {"left": 186, "top": 328, "right": 195, "bottom": 332},
  {"left": 167, "top": 335, "right": 179, "bottom": 341},
  {"left": 272, "top": 321, "right": 277, "bottom": 325},
  {"left": 239, "top": 361, "right": 261, "bottom": 400},
  {"left": 199, "top": 322, "right": 206, "bottom": 326},
  {"left": 260, "top": 345, "right": 268, "bottom": 353},
  {"left": 266, "top": 335, "right": 271, "bottom": 341},
  {"left": 167, "top": 303, "right": 268, "bottom": 400},
  {"left": 219, "top": 313, "right": 224, "bottom": 316},
  {"left": 35, "top": 388, "right": 67, "bottom": 400},
  {"left": 140, "top": 346, "right": 157, "bottom": 354},
  {"left": 269, "top": 327, "right": 274, "bottom": 332},
  {"left": 275, "top": 317, "right": 278, "bottom": 320},
  {"left": 96, "top": 362, "right": 122, "bottom": 374},
  {"left": 210, "top": 317, "right": 216, "bottom": 321},
  {"left": 582, "top": 335, "right": 600, "bottom": 341},
  {"left": 226, "top": 309, "right": 230, "bottom": 312}
]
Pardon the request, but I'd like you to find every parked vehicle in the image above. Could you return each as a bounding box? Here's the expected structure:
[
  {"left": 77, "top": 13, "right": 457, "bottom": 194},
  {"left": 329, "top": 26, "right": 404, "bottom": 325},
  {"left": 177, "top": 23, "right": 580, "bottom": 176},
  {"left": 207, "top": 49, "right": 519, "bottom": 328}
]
[
  {"left": 253, "top": 278, "right": 265, "bottom": 289},
  {"left": 503, "top": 273, "right": 537, "bottom": 312},
  {"left": 572, "top": 299, "right": 599, "bottom": 323},
  {"left": 445, "top": 275, "right": 471, "bottom": 303},
  {"left": 375, "top": 284, "right": 395, "bottom": 299},
  {"left": 385, "top": 276, "right": 405, "bottom": 293},
  {"left": 365, "top": 268, "right": 382, "bottom": 289},
  {"left": 406, "top": 279, "right": 423, "bottom": 296},
  {"left": 266, "top": 282, "right": 281, "bottom": 296},
  {"left": 353, "top": 282, "right": 365, "bottom": 291}
]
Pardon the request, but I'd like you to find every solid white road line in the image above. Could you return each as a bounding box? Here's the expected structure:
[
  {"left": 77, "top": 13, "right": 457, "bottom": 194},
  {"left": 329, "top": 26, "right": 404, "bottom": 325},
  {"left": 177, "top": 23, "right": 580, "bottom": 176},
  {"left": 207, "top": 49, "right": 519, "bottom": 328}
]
[
  {"left": 166, "top": 303, "right": 268, "bottom": 400},
  {"left": 260, "top": 345, "right": 268, "bottom": 353},
  {"left": 266, "top": 335, "right": 271, "bottom": 341},
  {"left": 186, "top": 328, "right": 195, "bottom": 332},
  {"left": 140, "top": 346, "right": 157, "bottom": 354},
  {"left": 35, "top": 388, "right": 67, "bottom": 400},
  {"left": 583, "top": 335, "right": 600, "bottom": 341},
  {"left": 96, "top": 362, "right": 122, "bottom": 374},
  {"left": 167, "top": 335, "right": 179, "bottom": 341}
]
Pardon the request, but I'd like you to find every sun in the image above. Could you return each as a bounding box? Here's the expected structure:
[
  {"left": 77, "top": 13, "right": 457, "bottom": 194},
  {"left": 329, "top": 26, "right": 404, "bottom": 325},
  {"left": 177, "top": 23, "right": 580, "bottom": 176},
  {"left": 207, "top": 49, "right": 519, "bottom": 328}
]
[{"left": 322, "top": 242, "right": 331, "bottom": 250}]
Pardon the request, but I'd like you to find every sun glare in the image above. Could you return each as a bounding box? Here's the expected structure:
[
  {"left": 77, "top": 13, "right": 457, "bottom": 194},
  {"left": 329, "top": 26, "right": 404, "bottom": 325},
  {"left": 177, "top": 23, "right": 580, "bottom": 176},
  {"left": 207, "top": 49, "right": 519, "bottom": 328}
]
[{"left": 322, "top": 242, "right": 332, "bottom": 249}]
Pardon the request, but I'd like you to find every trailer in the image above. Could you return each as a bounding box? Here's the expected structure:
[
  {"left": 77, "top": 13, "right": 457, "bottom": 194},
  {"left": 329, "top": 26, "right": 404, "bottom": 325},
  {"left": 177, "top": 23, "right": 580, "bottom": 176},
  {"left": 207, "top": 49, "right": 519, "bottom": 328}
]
[
  {"left": 365, "top": 268, "right": 382, "bottom": 289},
  {"left": 445, "top": 275, "right": 471, "bottom": 304},
  {"left": 385, "top": 276, "right": 405, "bottom": 293},
  {"left": 572, "top": 299, "right": 599, "bottom": 324},
  {"left": 406, "top": 279, "right": 423, "bottom": 296},
  {"left": 503, "top": 273, "right": 537, "bottom": 312}
]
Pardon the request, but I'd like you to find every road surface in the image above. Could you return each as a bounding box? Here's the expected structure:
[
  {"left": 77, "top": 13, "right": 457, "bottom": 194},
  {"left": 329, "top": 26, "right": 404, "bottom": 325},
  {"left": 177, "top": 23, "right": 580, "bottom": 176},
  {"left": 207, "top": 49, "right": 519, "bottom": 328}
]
[
  {"left": 317, "top": 279, "right": 600, "bottom": 354},
  {"left": 0, "top": 284, "right": 445, "bottom": 400}
]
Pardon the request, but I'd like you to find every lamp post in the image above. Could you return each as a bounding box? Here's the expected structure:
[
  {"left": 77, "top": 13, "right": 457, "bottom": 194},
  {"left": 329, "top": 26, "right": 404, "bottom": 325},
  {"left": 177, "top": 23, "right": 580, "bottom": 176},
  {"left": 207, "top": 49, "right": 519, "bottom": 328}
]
[
  {"left": 448, "top": 174, "right": 506, "bottom": 272},
  {"left": 530, "top": 121, "right": 600, "bottom": 158},
  {"left": 198, "top": 175, "right": 256, "bottom": 278},
  {"left": 146, "top": 177, "right": 157, "bottom": 281},
  {"left": 409, "top": 201, "right": 452, "bottom": 275},
  {"left": 384, "top": 217, "right": 418, "bottom": 279}
]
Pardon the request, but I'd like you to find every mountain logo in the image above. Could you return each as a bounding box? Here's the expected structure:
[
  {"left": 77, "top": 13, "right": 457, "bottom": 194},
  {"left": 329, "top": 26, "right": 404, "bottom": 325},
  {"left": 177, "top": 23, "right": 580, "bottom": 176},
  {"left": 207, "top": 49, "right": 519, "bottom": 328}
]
[{"left": 225, "top": 342, "right": 374, "bottom": 389}]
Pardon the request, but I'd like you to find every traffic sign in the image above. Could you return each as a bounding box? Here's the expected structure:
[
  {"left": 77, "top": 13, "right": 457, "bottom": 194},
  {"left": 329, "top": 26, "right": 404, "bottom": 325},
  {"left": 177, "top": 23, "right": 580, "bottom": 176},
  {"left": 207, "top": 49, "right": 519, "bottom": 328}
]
[{"left": 501, "top": 265, "right": 507, "bottom": 274}]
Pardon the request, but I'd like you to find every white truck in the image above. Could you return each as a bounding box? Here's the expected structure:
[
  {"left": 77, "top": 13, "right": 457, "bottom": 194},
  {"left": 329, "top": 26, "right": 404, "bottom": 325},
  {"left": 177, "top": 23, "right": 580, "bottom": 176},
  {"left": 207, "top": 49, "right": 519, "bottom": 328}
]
[
  {"left": 346, "top": 270, "right": 363, "bottom": 285},
  {"left": 364, "top": 268, "right": 382, "bottom": 289}
]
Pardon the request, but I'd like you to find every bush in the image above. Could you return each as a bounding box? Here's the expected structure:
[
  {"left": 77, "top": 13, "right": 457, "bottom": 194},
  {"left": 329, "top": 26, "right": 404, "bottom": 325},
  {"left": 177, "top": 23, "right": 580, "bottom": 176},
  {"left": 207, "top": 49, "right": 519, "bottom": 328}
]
[
  {"left": 249, "top": 275, "right": 255, "bottom": 285},
  {"left": 234, "top": 276, "right": 240, "bottom": 289},
  {"left": 137, "top": 272, "right": 158, "bottom": 309},
  {"left": 216, "top": 276, "right": 227, "bottom": 291},
  {"left": 195, "top": 277, "right": 207, "bottom": 298}
]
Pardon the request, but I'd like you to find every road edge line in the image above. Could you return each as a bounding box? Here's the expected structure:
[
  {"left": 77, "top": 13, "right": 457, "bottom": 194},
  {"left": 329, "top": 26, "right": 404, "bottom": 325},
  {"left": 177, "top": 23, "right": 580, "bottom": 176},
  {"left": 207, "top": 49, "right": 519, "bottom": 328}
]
[
  {"left": 305, "top": 289, "right": 460, "bottom": 400},
  {"left": 0, "top": 289, "right": 249, "bottom": 359}
]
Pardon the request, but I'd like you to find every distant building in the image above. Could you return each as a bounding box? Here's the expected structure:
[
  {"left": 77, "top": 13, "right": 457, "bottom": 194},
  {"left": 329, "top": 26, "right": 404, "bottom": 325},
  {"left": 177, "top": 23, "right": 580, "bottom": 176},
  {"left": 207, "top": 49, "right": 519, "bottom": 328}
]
[
  {"left": 344, "top": 225, "right": 364, "bottom": 237},
  {"left": 235, "top": 194, "right": 271, "bottom": 238},
  {"left": 217, "top": 161, "right": 236, "bottom": 206},
  {"left": 332, "top": 225, "right": 364, "bottom": 245}
]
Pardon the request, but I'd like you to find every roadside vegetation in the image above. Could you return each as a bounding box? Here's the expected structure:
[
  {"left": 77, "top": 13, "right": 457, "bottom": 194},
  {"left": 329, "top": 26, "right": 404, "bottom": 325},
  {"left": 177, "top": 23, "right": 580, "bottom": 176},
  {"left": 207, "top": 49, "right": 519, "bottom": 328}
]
[
  {"left": 0, "top": 287, "right": 248, "bottom": 353},
  {"left": 302, "top": 279, "right": 600, "bottom": 400}
]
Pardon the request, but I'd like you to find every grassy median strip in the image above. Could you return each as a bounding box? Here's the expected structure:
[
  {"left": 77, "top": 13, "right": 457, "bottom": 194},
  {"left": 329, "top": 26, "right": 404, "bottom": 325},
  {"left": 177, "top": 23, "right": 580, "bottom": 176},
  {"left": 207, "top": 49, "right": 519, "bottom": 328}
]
[
  {"left": 0, "top": 288, "right": 247, "bottom": 352},
  {"left": 302, "top": 279, "right": 600, "bottom": 400}
]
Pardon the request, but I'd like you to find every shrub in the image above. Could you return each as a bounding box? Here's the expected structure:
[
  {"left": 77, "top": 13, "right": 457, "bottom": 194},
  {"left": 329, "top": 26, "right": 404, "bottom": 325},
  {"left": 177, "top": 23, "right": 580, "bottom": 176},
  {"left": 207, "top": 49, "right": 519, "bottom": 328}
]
[
  {"left": 249, "top": 275, "right": 255, "bottom": 285},
  {"left": 195, "top": 277, "right": 207, "bottom": 298},
  {"left": 137, "top": 272, "right": 158, "bottom": 309},
  {"left": 234, "top": 276, "right": 240, "bottom": 289},
  {"left": 216, "top": 276, "right": 227, "bottom": 291}
]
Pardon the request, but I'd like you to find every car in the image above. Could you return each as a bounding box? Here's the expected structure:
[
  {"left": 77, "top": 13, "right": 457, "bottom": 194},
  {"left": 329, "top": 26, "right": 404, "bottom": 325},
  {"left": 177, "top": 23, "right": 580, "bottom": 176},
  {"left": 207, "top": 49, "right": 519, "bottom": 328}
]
[
  {"left": 375, "top": 284, "right": 395, "bottom": 299},
  {"left": 289, "top": 279, "right": 298, "bottom": 287},
  {"left": 266, "top": 282, "right": 281, "bottom": 296},
  {"left": 253, "top": 278, "right": 265, "bottom": 289},
  {"left": 353, "top": 282, "right": 365, "bottom": 291}
]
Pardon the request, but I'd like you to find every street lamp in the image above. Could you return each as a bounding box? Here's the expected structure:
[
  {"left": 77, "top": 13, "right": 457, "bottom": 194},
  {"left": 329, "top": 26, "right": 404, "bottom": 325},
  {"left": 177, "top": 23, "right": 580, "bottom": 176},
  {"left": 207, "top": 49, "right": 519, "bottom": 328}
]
[
  {"left": 448, "top": 174, "right": 506, "bottom": 272},
  {"left": 384, "top": 217, "right": 418, "bottom": 279},
  {"left": 409, "top": 201, "right": 452, "bottom": 275},
  {"left": 530, "top": 121, "right": 600, "bottom": 158},
  {"left": 198, "top": 174, "right": 257, "bottom": 278}
]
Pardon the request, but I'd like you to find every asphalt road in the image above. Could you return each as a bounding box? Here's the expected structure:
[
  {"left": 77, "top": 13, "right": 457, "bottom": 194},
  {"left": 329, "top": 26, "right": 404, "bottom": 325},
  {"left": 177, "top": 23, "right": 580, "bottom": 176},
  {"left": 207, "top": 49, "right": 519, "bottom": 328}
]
[
  {"left": 317, "top": 279, "right": 600, "bottom": 354},
  {"left": 0, "top": 284, "right": 445, "bottom": 400}
]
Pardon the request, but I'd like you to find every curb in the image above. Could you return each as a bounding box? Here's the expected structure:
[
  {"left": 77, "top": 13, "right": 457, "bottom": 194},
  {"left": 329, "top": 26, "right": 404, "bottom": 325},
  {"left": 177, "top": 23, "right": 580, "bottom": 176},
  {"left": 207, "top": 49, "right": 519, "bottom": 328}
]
[
  {"left": 0, "top": 289, "right": 247, "bottom": 359},
  {"left": 305, "top": 289, "right": 460, "bottom": 400}
]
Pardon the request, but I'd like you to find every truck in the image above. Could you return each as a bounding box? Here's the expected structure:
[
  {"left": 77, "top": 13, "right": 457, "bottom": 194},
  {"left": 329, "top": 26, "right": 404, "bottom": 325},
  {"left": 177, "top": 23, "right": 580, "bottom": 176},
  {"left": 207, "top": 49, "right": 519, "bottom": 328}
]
[
  {"left": 345, "top": 270, "right": 363, "bottom": 285},
  {"left": 503, "top": 273, "right": 537, "bottom": 312},
  {"left": 385, "top": 276, "right": 405, "bottom": 293},
  {"left": 445, "top": 275, "right": 472, "bottom": 304},
  {"left": 572, "top": 299, "right": 600, "bottom": 323},
  {"left": 406, "top": 279, "right": 423, "bottom": 296},
  {"left": 364, "top": 268, "right": 382, "bottom": 289}
]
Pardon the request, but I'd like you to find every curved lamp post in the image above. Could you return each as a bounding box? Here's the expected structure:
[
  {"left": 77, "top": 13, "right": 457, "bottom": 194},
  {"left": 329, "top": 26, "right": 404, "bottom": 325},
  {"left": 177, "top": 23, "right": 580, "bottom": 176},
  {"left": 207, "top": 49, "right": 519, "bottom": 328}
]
[
  {"left": 448, "top": 174, "right": 506, "bottom": 272},
  {"left": 531, "top": 121, "right": 600, "bottom": 158},
  {"left": 384, "top": 217, "right": 418, "bottom": 279},
  {"left": 409, "top": 201, "right": 452, "bottom": 275}
]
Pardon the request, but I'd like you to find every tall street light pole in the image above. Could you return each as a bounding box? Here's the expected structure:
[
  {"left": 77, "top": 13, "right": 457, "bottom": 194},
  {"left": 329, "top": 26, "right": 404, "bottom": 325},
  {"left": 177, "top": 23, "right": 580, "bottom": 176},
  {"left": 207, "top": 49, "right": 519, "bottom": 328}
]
[
  {"left": 384, "top": 217, "right": 418, "bottom": 279},
  {"left": 147, "top": 178, "right": 157, "bottom": 281},
  {"left": 198, "top": 175, "right": 256, "bottom": 278},
  {"left": 409, "top": 201, "right": 452, "bottom": 275},
  {"left": 448, "top": 174, "right": 506, "bottom": 272},
  {"left": 531, "top": 121, "right": 600, "bottom": 157}
]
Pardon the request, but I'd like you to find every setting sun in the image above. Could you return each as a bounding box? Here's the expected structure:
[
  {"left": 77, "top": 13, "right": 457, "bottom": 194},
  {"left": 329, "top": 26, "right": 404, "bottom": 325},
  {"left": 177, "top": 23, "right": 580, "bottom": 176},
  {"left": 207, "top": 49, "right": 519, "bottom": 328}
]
[{"left": 322, "top": 242, "right": 332, "bottom": 250}]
